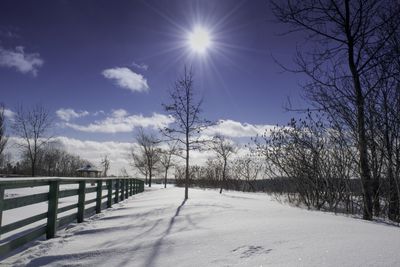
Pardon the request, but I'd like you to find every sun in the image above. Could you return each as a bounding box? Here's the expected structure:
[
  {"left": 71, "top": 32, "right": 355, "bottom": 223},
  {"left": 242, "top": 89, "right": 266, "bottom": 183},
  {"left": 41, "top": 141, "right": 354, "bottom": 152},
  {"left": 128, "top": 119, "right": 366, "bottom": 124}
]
[{"left": 188, "top": 26, "right": 211, "bottom": 54}]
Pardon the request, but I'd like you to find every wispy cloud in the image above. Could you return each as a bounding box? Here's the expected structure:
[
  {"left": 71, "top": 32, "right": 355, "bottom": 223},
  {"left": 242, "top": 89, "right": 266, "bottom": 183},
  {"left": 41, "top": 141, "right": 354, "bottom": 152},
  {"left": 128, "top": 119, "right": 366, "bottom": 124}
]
[
  {"left": 0, "top": 46, "right": 44, "bottom": 76},
  {"left": 0, "top": 26, "right": 20, "bottom": 39},
  {"left": 131, "top": 61, "right": 149, "bottom": 71},
  {"left": 56, "top": 108, "right": 89, "bottom": 122},
  {"left": 203, "top": 119, "right": 275, "bottom": 138},
  {"left": 93, "top": 110, "right": 105, "bottom": 116},
  {"left": 65, "top": 110, "right": 174, "bottom": 133},
  {"left": 102, "top": 67, "right": 149, "bottom": 92}
]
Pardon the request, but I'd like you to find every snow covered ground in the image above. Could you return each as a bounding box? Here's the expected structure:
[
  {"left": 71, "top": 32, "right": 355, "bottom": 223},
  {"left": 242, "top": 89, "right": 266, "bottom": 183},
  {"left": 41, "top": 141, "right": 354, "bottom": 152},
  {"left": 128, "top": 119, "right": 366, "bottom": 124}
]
[{"left": 2, "top": 186, "right": 400, "bottom": 266}]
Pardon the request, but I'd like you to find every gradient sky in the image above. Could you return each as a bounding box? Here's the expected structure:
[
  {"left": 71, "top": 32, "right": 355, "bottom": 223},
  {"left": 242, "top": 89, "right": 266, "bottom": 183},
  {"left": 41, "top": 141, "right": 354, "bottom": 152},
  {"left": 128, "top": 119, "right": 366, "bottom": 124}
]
[{"left": 0, "top": 0, "right": 307, "bottom": 174}]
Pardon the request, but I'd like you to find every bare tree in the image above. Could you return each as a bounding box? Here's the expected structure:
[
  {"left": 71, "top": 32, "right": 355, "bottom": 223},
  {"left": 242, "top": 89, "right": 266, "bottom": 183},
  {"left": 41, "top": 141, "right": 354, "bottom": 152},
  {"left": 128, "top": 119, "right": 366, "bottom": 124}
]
[
  {"left": 40, "top": 141, "right": 63, "bottom": 176},
  {"left": 162, "top": 67, "right": 212, "bottom": 199},
  {"left": 159, "top": 141, "right": 179, "bottom": 188},
  {"left": 131, "top": 128, "right": 160, "bottom": 187},
  {"left": 100, "top": 154, "right": 111, "bottom": 177},
  {"left": 271, "top": 0, "right": 400, "bottom": 220},
  {"left": 119, "top": 167, "right": 129, "bottom": 177},
  {"left": 0, "top": 104, "right": 8, "bottom": 166},
  {"left": 233, "top": 155, "right": 264, "bottom": 192},
  {"left": 12, "top": 104, "right": 53, "bottom": 176},
  {"left": 210, "top": 135, "right": 237, "bottom": 194},
  {"left": 130, "top": 150, "right": 149, "bottom": 184}
]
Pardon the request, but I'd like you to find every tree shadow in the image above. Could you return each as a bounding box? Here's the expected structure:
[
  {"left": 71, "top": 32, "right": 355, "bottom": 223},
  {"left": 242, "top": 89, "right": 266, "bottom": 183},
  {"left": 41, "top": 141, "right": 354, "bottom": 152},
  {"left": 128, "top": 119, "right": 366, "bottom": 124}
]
[
  {"left": 144, "top": 199, "right": 187, "bottom": 267},
  {"left": 20, "top": 217, "right": 164, "bottom": 267}
]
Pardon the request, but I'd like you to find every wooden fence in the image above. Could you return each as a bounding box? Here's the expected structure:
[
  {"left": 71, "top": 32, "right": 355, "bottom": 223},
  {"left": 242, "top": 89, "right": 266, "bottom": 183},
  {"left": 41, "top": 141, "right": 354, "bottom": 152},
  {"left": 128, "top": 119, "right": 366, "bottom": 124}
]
[{"left": 0, "top": 177, "right": 145, "bottom": 257}]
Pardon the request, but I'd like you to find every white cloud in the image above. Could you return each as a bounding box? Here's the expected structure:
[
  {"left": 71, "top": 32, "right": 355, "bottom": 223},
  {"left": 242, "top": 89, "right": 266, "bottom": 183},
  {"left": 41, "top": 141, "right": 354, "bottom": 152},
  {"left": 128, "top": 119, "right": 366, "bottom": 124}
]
[
  {"left": 0, "top": 46, "right": 44, "bottom": 76},
  {"left": 55, "top": 136, "right": 133, "bottom": 176},
  {"left": 102, "top": 67, "right": 149, "bottom": 92},
  {"left": 93, "top": 110, "right": 105, "bottom": 116},
  {"left": 111, "top": 109, "right": 128, "bottom": 118},
  {"left": 203, "top": 119, "right": 275, "bottom": 138},
  {"left": 65, "top": 112, "right": 174, "bottom": 133},
  {"left": 4, "top": 136, "right": 134, "bottom": 176},
  {"left": 188, "top": 145, "right": 251, "bottom": 166},
  {"left": 54, "top": 137, "right": 251, "bottom": 176},
  {"left": 4, "top": 108, "right": 16, "bottom": 120},
  {"left": 3, "top": 133, "right": 253, "bottom": 177},
  {"left": 56, "top": 108, "right": 89, "bottom": 122}
]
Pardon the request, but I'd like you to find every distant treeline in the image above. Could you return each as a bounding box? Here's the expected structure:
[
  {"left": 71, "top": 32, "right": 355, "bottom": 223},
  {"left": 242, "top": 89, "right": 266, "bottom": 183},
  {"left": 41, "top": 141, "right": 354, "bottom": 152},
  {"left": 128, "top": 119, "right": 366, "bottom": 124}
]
[
  {"left": 174, "top": 174, "right": 365, "bottom": 215},
  {"left": 0, "top": 104, "right": 94, "bottom": 178},
  {"left": 175, "top": 177, "right": 363, "bottom": 195},
  {"left": 0, "top": 142, "right": 92, "bottom": 177}
]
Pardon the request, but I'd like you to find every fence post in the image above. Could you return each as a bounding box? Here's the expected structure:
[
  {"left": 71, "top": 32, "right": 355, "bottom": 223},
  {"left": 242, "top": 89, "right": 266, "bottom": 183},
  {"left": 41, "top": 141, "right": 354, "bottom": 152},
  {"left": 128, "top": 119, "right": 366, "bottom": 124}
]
[
  {"left": 121, "top": 179, "right": 125, "bottom": 201},
  {"left": 96, "top": 180, "right": 102, "bottom": 214},
  {"left": 130, "top": 179, "right": 133, "bottom": 196},
  {"left": 115, "top": 179, "right": 120, "bottom": 203},
  {"left": 0, "top": 185, "right": 5, "bottom": 237},
  {"left": 133, "top": 179, "right": 137, "bottom": 194},
  {"left": 77, "top": 181, "right": 86, "bottom": 223},
  {"left": 107, "top": 179, "right": 112, "bottom": 208},
  {"left": 47, "top": 180, "right": 60, "bottom": 239},
  {"left": 125, "top": 179, "right": 129, "bottom": 199}
]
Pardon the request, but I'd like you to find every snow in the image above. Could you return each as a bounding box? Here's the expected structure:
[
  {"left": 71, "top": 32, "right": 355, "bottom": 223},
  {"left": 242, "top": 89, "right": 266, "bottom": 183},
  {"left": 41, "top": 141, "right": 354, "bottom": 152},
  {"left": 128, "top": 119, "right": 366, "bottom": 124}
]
[{"left": 2, "top": 185, "right": 400, "bottom": 266}]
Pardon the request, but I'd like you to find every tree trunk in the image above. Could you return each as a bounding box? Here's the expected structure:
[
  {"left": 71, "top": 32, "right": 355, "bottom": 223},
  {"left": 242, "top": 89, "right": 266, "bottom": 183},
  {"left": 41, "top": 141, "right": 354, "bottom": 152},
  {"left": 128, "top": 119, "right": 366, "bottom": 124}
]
[
  {"left": 220, "top": 159, "right": 227, "bottom": 194},
  {"left": 368, "top": 106, "right": 380, "bottom": 216},
  {"left": 388, "top": 162, "right": 398, "bottom": 221},
  {"left": 185, "top": 131, "right": 189, "bottom": 200},
  {"left": 384, "top": 95, "right": 399, "bottom": 221},
  {"left": 356, "top": 94, "right": 373, "bottom": 220},
  {"left": 149, "top": 168, "right": 152, "bottom": 187},
  {"left": 31, "top": 158, "right": 35, "bottom": 177},
  {"left": 164, "top": 168, "right": 168, "bottom": 189},
  {"left": 345, "top": 0, "right": 373, "bottom": 220}
]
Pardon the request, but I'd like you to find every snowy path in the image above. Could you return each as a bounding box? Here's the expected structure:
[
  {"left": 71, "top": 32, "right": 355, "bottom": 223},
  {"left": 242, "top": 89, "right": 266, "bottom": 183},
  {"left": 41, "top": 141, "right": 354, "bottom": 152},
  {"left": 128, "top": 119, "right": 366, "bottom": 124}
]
[{"left": 2, "top": 187, "right": 400, "bottom": 267}]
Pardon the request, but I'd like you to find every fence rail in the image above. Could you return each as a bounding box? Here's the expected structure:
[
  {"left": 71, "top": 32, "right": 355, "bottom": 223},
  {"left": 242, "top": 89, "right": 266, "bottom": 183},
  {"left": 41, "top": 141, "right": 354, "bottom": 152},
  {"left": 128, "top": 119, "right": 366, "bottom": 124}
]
[{"left": 0, "top": 177, "right": 145, "bottom": 257}]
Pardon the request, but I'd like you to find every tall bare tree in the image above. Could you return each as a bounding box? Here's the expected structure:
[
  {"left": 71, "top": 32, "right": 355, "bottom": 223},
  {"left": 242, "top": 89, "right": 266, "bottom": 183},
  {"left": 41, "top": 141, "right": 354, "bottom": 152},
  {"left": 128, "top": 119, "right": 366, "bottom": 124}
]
[
  {"left": 210, "top": 135, "right": 237, "bottom": 194},
  {"left": 0, "top": 104, "right": 8, "bottom": 166},
  {"left": 12, "top": 104, "right": 53, "bottom": 176},
  {"left": 162, "top": 67, "right": 211, "bottom": 199},
  {"left": 271, "top": 0, "right": 400, "bottom": 220}
]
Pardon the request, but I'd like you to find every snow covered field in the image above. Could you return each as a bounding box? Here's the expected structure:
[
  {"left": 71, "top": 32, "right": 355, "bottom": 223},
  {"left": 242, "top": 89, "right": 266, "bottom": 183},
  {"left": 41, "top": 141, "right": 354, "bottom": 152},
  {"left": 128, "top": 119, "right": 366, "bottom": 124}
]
[{"left": 2, "top": 186, "right": 400, "bottom": 266}]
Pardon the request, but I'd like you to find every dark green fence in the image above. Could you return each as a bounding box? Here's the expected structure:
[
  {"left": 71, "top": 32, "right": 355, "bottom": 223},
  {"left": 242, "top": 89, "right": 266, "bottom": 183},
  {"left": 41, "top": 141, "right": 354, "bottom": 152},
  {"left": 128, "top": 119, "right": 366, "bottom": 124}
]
[{"left": 0, "top": 177, "right": 145, "bottom": 257}]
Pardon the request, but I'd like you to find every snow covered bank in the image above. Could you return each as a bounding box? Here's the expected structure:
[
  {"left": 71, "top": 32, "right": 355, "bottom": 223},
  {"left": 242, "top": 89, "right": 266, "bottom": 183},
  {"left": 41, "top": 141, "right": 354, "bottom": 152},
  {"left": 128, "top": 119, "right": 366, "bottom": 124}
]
[{"left": 2, "top": 187, "right": 400, "bottom": 266}]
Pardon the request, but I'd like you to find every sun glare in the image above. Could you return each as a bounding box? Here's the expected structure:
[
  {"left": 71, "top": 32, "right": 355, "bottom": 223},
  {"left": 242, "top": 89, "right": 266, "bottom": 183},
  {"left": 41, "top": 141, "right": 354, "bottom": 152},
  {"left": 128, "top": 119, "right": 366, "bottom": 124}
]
[{"left": 188, "top": 27, "right": 211, "bottom": 54}]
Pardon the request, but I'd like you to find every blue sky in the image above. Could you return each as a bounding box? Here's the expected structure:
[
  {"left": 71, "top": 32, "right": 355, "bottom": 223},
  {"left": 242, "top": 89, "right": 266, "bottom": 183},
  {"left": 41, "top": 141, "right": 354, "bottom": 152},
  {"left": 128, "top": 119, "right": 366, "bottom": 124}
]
[{"left": 0, "top": 0, "right": 307, "bottom": 174}]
